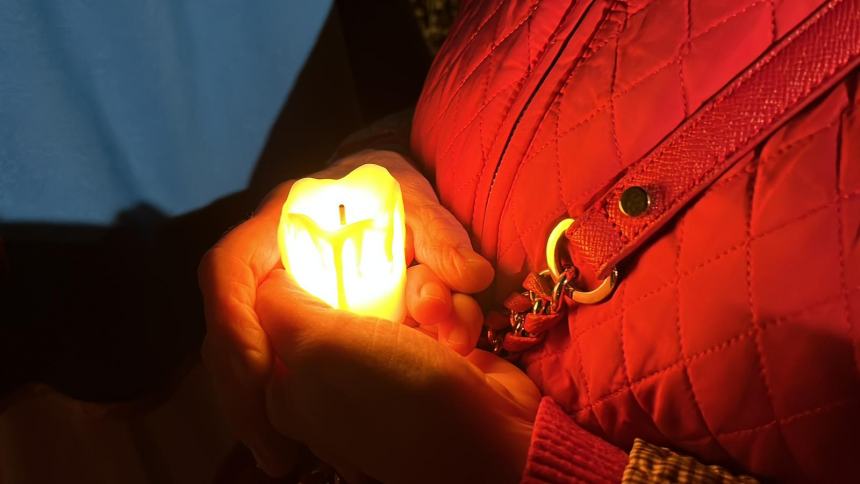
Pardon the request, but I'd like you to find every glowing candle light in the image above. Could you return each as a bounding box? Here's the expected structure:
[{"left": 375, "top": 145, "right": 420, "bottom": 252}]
[{"left": 277, "top": 164, "right": 407, "bottom": 323}]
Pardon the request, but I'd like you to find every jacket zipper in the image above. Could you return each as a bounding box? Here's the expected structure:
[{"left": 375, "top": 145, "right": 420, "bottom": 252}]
[{"left": 478, "top": 0, "right": 610, "bottom": 249}]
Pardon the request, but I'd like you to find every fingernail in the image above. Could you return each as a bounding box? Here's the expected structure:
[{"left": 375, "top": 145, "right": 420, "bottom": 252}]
[
  {"left": 456, "top": 247, "right": 479, "bottom": 263},
  {"left": 447, "top": 325, "right": 471, "bottom": 347},
  {"left": 455, "top": 248, "right": 494, "bottom": 290},
  {"left": 457, "top": 248, "right": 490, "bottom": 272},
  {"left": 420, "top": 281, "right": 447, "bottom": 302}
]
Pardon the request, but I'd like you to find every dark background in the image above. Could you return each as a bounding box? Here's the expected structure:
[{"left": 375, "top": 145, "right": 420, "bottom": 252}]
[{"left": 0, "top": 1, "right": 434, "bottom": 406}]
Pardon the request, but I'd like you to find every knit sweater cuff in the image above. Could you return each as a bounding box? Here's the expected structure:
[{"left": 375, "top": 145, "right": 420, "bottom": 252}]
[{"left": 521, "top": 397, "right": 628, "bottom": 484}]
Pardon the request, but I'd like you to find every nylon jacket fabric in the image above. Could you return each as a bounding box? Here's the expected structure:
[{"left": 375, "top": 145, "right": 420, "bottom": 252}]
[{"left": 411, "top": 0, "right": 860, "bottom": 481}]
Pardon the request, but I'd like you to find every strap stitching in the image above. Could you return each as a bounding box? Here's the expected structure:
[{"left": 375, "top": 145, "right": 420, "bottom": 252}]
[
  {"left": 573, "top": 0, "right": 857, "bottom": 275},
  {"left": 507, "top": 0, "right": 769, "bottom": 188},
  {"left": 461, "top": 1, "right": 770, "bottom": 254},
  {"left": 525, "top": 185, "right": 860, "bottom": 369},
  {"left": 500, "top": 1, "right": 628, "bottom": 260},
  {"left": 571, "top": 189, "right": 860, "bottom": 342}
]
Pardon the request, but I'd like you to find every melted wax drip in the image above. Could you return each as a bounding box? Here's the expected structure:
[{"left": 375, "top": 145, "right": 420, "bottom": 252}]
[{"left": 286, "top": 183, "right": 401, "bottom": 311}]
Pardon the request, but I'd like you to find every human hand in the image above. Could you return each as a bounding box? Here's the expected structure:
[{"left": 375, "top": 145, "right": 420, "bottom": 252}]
[
  {"left": 257, "top": 267, "right": 541, "bottom": 484},
  {"left": 198, "top": 150, "right": 495, "bottom": 475}
]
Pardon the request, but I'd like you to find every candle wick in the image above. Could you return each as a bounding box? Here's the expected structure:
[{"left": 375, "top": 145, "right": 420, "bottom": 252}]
[{"left": 338, "top": 204, "right": 346, "bottom": 226}]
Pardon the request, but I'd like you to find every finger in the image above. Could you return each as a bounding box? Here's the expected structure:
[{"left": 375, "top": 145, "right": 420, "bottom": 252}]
[
  {"left": 256, "top": 268, "right": 403, "bottom": 371},
  {"left": 372, "top": 154, "right": 493, "bottom": 294},
  {"left": 254, "top": 269, "right": 335, "bottom": 367},
  {"left": 198, "top": 181, "right": 298, "bottom": 475},
  {"left": 199, "top": 244, "right": 275, "bottom": 386},
  {"left": 200, "top": 246, "right": 289, "bottom": 473},
  {"left": 404, "top": 197, "right": 494, "bottom": 294},
  {"left": 437, "top": 293, "right": 484, "bottom": 356},
  {"left": 467, "top": 350, "right": 542, "bottom": 420},
  {"left": 258, "top": 267, "right": 516, "bottom": 484},
  {"left": 198, "top": 181, "right": 294, "bottom": 382},
  {"left": 405, "top": 264, "right": 452, "bottom": 327}
]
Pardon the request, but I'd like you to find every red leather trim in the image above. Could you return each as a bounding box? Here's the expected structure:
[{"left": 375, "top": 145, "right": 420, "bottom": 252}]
[{"left": 567, "top": 0, "right": 860, "bottom": 279}]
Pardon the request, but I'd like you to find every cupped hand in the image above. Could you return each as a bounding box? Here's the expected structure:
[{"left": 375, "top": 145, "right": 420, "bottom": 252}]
[
  {"left": 198, "top": 150, "right": 495, "bottom": 475},
  {"left": 257, "top": 268, "right": 541, "bottom": 484}
]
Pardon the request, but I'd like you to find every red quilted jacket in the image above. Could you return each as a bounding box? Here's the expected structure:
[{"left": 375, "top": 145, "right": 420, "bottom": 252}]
[{"left": 411, "top": 0, "right": 860, "bottom": 482}]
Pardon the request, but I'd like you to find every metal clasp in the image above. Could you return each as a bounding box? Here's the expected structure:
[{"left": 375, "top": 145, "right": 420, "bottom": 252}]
[
  {"left": 545, "top": 218, "right": 618, "bottom": 305},
  {"left": 488, "top": 217, "right": 621, "bottom": 356}
]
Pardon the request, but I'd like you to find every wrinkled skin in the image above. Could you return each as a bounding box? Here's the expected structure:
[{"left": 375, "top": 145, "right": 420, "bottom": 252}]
[{"left": 199, "top": 150, "right": 540, "bottom": 482}]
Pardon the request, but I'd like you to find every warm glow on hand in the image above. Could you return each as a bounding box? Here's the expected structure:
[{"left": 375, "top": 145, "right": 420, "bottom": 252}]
[{"left": 199, "top": 150, "right": 497, "bottom": 477}]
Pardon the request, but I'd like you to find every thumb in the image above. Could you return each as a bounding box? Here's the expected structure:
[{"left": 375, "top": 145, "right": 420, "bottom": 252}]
[
  {"left": 255, "top": 269, "right": 446, "bottom": 392},
  {"left": 255, "top": 269, "right": 390, "bottom": 369},
  {"left": 254, "top": 269, "right": 337, "bottom": 366}
]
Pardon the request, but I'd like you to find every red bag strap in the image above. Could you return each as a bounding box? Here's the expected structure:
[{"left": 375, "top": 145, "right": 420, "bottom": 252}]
[{"left": 567, "top": 0, "right": 860, "bottom": 279}]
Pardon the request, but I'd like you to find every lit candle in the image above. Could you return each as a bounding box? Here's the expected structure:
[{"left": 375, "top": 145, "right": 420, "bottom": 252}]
[{"left": 277, "top": 164, "right": 407, "bottom": 323}]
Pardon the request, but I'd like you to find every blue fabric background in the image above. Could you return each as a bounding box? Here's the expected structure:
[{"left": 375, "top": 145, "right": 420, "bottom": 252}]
[{"left": 0, "top": 1, "right": 332, "bottom": 225}]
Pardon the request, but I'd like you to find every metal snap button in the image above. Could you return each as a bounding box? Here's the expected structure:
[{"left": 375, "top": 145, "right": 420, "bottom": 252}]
[{"left": 619, "top": 186, "right": 650, "bottom": 217}]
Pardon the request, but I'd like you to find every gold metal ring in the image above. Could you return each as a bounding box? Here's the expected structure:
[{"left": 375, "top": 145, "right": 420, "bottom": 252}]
[
  {"left": 571, "top": 268, "right": 618, "bottom": 304},
  {"left": 545, "top": 218, "right": 574, "bottom": 281},
  {"left": 545, "top": 217, "right": 618, "bottom": 305}
]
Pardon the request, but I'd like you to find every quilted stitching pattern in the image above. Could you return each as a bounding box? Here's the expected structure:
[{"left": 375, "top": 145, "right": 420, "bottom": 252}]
[
  {"left": 411, "top": 0, "right": 860, "bottom": 481},
  {"left": 412, "top": 0, "right": 559, "bottom": 225},
  {"left": 568, "top": 0, "right": 860, "bottom": 279}
]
